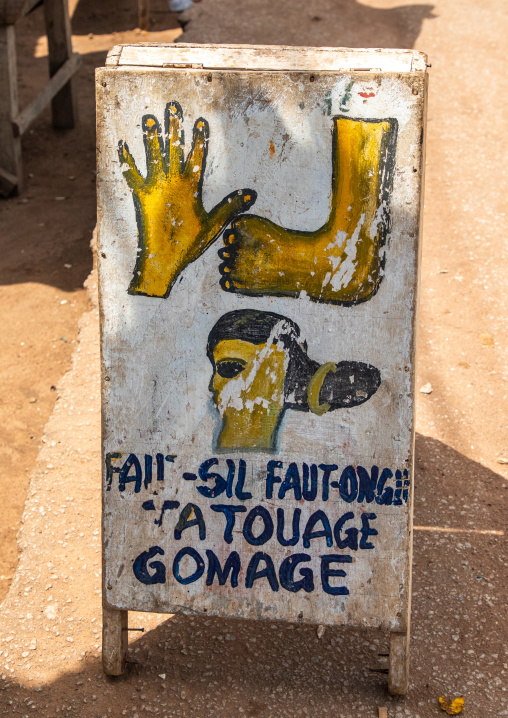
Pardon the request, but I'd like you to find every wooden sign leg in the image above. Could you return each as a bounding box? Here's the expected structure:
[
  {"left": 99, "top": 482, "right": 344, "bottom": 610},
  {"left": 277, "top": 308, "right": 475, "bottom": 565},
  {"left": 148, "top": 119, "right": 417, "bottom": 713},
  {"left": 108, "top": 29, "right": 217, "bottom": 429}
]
[
  {"left": 388, "top": 628, "right": 410, "bottom": 695},
  {"left": 102, "top": 606, "right": 128, "bottom": 675},
  {"left": 0, "top": 25, "right": 22, "bottom": 196}
]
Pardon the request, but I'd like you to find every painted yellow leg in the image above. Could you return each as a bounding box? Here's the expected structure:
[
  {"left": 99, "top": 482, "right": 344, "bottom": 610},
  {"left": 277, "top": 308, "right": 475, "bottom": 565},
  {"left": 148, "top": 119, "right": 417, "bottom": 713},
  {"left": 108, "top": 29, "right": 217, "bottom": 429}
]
[
  {"left": 119, "top": 102, "right": 257, "bottom": 298},
  {"left": 219, "top": 117, "right": 397, "bottom": 305}
]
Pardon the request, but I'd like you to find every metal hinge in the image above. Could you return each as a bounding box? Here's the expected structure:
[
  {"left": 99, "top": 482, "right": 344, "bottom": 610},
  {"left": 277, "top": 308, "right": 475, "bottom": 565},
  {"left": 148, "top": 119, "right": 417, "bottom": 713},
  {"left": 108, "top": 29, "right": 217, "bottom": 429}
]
[{"left": 162, "top": 62, "right": 203, "bottom": 69}]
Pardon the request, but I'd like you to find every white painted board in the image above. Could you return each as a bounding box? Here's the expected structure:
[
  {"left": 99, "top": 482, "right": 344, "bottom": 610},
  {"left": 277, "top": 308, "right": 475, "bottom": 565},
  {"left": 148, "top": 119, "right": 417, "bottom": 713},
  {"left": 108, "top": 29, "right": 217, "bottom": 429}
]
[
  {"left": 107, "top": 42, "right": 427, "bottom": 72},
  {"left": 97, "top": 44, "right": 426, "bottom": 630}
]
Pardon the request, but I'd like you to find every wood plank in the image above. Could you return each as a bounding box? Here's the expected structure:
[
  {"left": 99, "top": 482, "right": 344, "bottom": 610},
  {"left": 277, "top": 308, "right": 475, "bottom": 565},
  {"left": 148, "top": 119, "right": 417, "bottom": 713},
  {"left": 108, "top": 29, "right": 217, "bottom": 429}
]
[
  {"left": 0, "top": 164, "right": 18, "bottom": 196},
  {"left": 388, "top": 630, "right": 410, "bottom": 695},
  {"left": 102, "top": 606, "right": 128, "bottom": 675},
  {"left": 0, "top": 25, "right": 21, "bottom": 195},
  {"left": 13, "top": 52, "right": 81, "bottom": 137},
  {"left": 105, "top": 45, "right": 122, "bottom": 67},
  {"left": 0, "top": 0, "right": 40, "bottom": 25},
  {"left": 43, "top": 0, "right": 78, "bottom": 129},
  {"left": 107, "top": 42, "right": 428, "bottom": 72},
  {"left": 24, "top": 0, "right": 43, "bottom": 16},
  {"left": 138, "top": 0, "right": 149, "bottom": 31},
  {"left": 97, "top": 55, "right": 426, "bottom": 634}
]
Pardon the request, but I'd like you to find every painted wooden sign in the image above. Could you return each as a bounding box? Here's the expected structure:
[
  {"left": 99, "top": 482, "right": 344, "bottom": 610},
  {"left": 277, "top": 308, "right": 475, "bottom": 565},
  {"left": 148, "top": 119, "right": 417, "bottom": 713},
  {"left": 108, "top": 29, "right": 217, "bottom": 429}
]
[{"left": 97, "top": 43, "right": 427, "bottom": 691}]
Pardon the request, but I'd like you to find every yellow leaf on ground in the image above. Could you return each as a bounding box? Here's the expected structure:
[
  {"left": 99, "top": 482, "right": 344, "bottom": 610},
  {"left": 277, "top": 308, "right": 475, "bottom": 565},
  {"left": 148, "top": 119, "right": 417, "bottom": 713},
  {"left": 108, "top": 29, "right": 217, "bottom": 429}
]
[
  {"left": 439, "top": 695, "right": 465, "bottom": 715},
  {"left": 479, "top": 332, "right": 494, "bottom": 348}
]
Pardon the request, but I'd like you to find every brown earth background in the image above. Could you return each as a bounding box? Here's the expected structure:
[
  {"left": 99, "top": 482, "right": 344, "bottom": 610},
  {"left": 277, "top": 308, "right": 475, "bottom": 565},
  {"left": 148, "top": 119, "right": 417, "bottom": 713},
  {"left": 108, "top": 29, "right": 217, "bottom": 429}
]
[{"left": 0, "top": 0, "right": 507, "bottom": 716}]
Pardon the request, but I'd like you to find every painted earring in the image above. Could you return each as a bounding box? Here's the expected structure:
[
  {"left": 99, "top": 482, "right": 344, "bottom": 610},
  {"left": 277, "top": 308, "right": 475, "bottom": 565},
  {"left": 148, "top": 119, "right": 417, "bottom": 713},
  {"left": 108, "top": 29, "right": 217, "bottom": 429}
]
[{"left": 307, "top": 362, "right": 337, "bottom": 416}]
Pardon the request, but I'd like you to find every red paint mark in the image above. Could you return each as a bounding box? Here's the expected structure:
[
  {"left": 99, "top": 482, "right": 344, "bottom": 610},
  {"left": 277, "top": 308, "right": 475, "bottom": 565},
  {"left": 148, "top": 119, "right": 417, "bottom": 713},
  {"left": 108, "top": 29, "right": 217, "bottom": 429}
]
[
  {"left": 359, "top": 92, "right": 375, "bottom": 98},
  {"left": 269, "top": 140, "right": 275, "bottom": 158}
]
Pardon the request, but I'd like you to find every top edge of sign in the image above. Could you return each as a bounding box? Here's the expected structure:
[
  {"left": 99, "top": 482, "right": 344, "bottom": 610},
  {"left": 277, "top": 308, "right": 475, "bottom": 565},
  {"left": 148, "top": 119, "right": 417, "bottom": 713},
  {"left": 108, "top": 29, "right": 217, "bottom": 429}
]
[{"left": 104, "top": 42, "right": 428, "bottom": 73}]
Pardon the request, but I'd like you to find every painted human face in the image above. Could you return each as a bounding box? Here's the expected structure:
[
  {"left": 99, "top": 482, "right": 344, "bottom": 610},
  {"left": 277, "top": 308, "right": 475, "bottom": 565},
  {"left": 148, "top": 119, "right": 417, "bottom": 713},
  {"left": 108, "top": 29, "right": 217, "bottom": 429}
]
[{"left": 210, "top": 338, "right": 287, "bottom": 451}]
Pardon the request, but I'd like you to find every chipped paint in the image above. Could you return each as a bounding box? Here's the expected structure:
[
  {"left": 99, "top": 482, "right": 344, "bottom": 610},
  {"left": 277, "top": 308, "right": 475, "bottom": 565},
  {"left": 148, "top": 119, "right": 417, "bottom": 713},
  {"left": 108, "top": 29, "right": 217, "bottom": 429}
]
[{"left": 97, "top": 45, "right": 427, "bottom": 636}]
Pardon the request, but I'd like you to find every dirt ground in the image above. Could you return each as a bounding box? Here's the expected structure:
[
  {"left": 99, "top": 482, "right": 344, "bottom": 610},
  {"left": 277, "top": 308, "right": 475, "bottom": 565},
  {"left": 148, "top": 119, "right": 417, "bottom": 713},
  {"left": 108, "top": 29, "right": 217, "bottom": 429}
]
[
  {"left": 0, "top": 0, "right": 182, "bottom": 599},
  {"left": 1, "top": 0, "right": 507, "bottom": 716}
]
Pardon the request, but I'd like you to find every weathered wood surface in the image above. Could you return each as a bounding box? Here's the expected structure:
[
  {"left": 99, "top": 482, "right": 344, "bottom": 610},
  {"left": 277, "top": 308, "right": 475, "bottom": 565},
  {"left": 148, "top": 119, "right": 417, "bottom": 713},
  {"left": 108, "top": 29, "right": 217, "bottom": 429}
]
[
  {"left": 107, "top": 42, "right": 428, "bottom": 72},
  {"left": 388, "top": 629, "right": 411, "bottom": 695},
  {"left": 0, "top": 164, "right": 18, "bottom": 196},
  {"left": 0, "top": 0, "right": 40, "bottom": 26},
  {"left": 13, "top": 52, "right": 80, "bottom": 137},
  {"left": 0, "top": 24, "right": 21, "bottom": 195},
  {"left": 97, "top": 45, "right": 427, "bottom": 633},
  {"left": 0, "top": 0, "right": 79, "bottom": 194},
  {"left": 43, "top": 0, "right": 78, "bottom": 129},
  {"left": 102, "top": 605, "right": 128, "bottom": 675}
]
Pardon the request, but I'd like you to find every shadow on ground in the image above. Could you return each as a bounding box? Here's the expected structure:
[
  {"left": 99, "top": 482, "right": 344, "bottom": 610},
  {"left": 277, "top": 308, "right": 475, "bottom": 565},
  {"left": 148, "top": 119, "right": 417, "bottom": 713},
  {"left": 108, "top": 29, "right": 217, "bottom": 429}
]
[
  {"left": 179, "top": 0, "right": 436, "bottom": 49},
  {"left": 71, "top": 0, "right": 178, "bottom": 35}
]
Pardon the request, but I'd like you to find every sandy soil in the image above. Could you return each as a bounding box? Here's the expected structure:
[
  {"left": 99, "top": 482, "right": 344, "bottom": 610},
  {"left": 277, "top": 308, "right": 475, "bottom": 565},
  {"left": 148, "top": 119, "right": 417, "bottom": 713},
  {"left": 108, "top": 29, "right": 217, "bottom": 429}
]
[
  {"left": 0, "top": 0, "right": 507, "bottom": 716},
  {"left": 0, "top": 0, "right": 181, "bottom": 600}
]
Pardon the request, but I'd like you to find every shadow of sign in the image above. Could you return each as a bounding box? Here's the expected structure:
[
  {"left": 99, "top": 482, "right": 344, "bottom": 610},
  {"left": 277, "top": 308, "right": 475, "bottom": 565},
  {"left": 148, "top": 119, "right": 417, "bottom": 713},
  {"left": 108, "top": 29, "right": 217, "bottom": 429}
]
[
  {"left": 178, "top": 0, "right": 437, "bottom": 50},
  {"left": 1, "top": 436, "right": 505, "bottom": 715}
]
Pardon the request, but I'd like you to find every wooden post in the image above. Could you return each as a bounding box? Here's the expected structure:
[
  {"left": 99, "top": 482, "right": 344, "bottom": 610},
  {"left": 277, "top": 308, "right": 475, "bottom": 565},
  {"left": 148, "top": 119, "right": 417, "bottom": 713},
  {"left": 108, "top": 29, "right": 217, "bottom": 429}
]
[
  {"left": 0, "top": 25, "right": 21, "bottom": 195},
  {"left": 12, "top": 52, "right": 81, "bottom": 138},
  {"left": 388, "top": 628, "right": 410, "bottom": 695},
  {"left": 102, "top": 605, "right": 128, "bottom": 675},
  {"left": 138, "top": 0, "right": 150, "bottom": 31},
  {"left": 43, "top": 0, "right": 78, "bottom": 129}
]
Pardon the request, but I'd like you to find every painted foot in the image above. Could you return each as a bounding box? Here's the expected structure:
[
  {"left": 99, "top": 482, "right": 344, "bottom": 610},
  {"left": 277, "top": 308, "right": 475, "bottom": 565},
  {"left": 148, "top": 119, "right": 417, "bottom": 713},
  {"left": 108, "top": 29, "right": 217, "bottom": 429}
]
[
  {"left": 119, "top": 102, "right": 257, "bottom": 298},
  {"left": 218, "top": 116, "right": 397, "bottom": 305}
]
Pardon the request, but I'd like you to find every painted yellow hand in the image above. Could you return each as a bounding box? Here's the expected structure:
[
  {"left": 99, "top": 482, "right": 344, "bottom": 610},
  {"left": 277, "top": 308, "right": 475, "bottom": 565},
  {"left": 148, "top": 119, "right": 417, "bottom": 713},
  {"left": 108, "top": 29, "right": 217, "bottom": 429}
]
[{"left": 119, "top": 102, "right": 257, "bottom": 297}]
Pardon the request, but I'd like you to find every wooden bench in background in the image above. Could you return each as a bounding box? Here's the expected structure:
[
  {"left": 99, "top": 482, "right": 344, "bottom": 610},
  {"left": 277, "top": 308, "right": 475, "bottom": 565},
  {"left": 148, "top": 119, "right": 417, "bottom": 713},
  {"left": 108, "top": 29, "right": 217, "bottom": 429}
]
[{"left": 0, "top": 0, "right": 80, "bottom": 196}]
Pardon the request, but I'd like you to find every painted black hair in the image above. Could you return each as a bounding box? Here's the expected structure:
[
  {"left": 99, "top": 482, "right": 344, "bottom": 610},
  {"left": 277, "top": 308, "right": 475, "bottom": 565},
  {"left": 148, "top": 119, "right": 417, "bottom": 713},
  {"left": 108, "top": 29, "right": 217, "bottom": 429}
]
[
  {"left": 206, "top": 309, "right": 301, "bottom": 359},
  {"left": 207, "top": 310, "right": 381, "bottom": 412}
]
